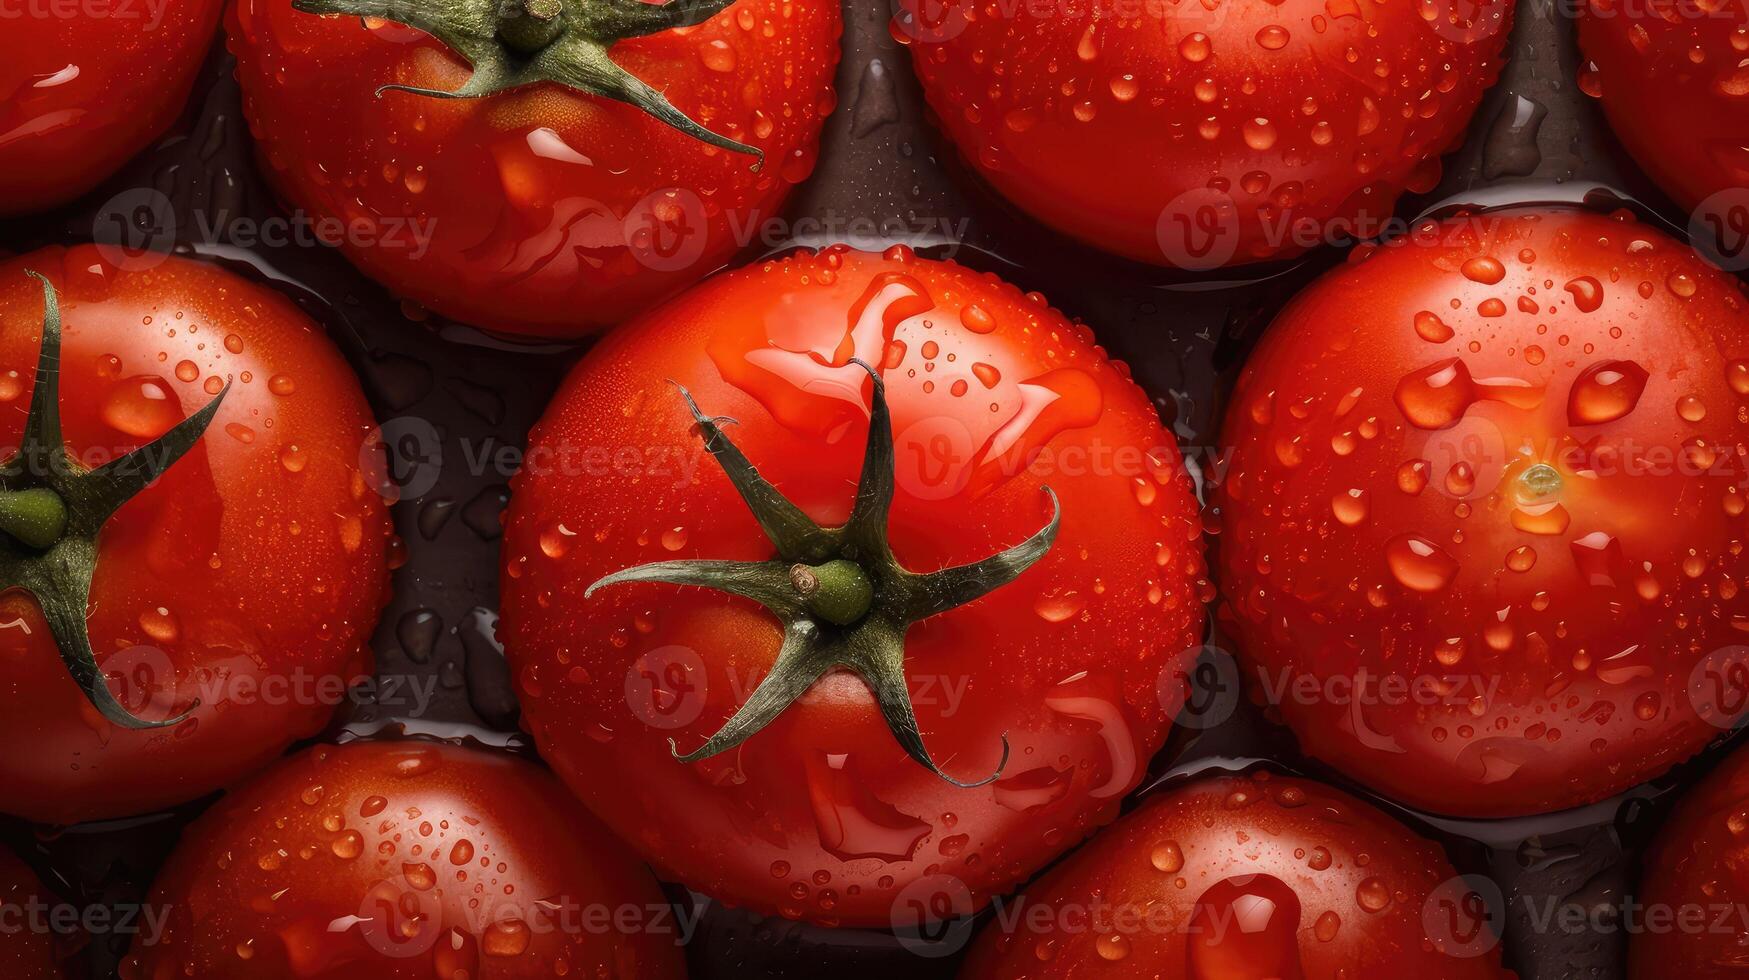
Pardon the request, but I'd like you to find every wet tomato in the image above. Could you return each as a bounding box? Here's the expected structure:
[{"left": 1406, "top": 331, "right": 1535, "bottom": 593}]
[
  {"left": 0, "top": 0, "right": 221, "bottom": 215},
  {"left": 0, "top": 848, "right": 64, "bottom": 979},
  {"left": 226, "top": 0, "right": 840, "bottom": 339},
  {"left": 1629, "top": 740, "right": 1749, "bottom": 979},
  {"left": 498, "top": 244, "right": 1209, "bottom": 924},
  {"left": 1579, "top": 0, "right": 1749, "bottom": 214},
  {"left": 1218, "top": 205, "right": 1749, "bottom": 817},
  {"left": 898, "top": 0, "right": 1511, "bottom": 270},
  {"left": 0, "top": 246, "right": 392, "bottom": 825},
  {"left": 960, "top": 771, "right": 1513, "bottom": 978},
  {"left": 119, "top": 740, "right": 684, "bottom": 979}
]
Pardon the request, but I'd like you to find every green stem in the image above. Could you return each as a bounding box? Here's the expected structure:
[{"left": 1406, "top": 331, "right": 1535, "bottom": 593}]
[
  {"left": 790, "top": 559, "right": 873, "bottom": 627},
  {"left": 499, "top": 0, "right": 563, "bottom": 53},
  {"left": 0, "top": 487, "right": 67, "bottom": 551}
]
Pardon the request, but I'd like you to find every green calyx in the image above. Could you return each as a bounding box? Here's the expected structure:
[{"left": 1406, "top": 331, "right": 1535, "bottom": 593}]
[
  {"left": 292, "top": 0, "right": 763, "bottom": 167},
  {"left": 1, "top": 272, "right": 230, "bottom": 730},
  {"left": 587, "top": 360, "right": 1062, "bottom": 788},
  {"left": 0, "top": 488, "right": 68, "bottom": 551}
]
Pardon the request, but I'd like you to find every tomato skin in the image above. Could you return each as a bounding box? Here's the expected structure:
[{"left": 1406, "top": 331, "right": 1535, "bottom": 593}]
[
  {"left": 1218, "top": 206, "right": 1749, "bottom": 817},
  {"left": 1578, "top": 0, "right": 1749, "bottom": 214},
  {"left": 0, "top": 848, "right": 64, "bottom": 980},
  {"left": 224, "top": 0, "right": 840, "bottom": 339},
  {"left": 1629, "top": 742, "right": 1749, "bottom": 979},
  {"left": 498, "top": 245, "right": 1208, "bottom": 925},
  {"left": 901, "top": 0, "right": 1510, "bottom": 269},
  {"left": 0, "top": 246, "right": 393, "bottom": 825},
  {"left": 960, "top": 772, "right": 1513, "bottom": 979},
  {"left": 118, "top": 740, "right": 685, "bottom": 980},
  {"left": 0, "top": 0, "right": 221, "bottom": 216}
]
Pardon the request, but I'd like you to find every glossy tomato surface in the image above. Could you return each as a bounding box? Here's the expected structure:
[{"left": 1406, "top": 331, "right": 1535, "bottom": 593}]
[
  {"left": 0, "top": 0, "right": 221, "bottom": 215},
  {"left": 0, "top": 847, "right": 65, "bottom": 979},
  {"left": 900, "top": 0, "right": 1511, "bottom": 269},
  {"left": 119, "top": 740, "right": 685, "bottom": 979},
  {"left": 0, "top": 246, "right": 392, "bottom": 825},
  {"left": 225, "top": 0, "right": 840, "bottom": 339},
  {"left": 1579, "top": 0, "right": 1749, "bottom": 214},
  {"left": 1218, "top": 205, "right": 1749, "bottom": 817},
  {"left": 1629, "top": 740, "right": 1749, "bottom": 978},
  {"left": 498, "top": 245, "right": 1208, "bottom": 925},
  {"left": 960, "top": 771, "right": 1513, "bottom": 978}
]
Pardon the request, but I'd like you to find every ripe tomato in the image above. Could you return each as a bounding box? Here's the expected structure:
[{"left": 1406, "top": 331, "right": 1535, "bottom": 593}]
[
  {"left": 226, "top": 0, "right": 840, "bottom": 339},
  {"left": 960, "top": 771, "right": 1512, "bottom": 977},
  {"left": 498, "top": 245, "right": 1208, "bottom": 925},
  {"left": 119, "top": 740, "right": 685, "bottom": 979},
  {"left": 0, "top": 848, "right": 63, "bottom": 979},
  {"left": 0, "top": 0, "right": 221, "bottom": 215},
  {"left": 1218, "top": 205, "right": 1749, "bottom": 817},
  {"left": 1629, "top": 741, "right": 1749, "bottom": 979},
  {"left": 0, "top": 246, "right": 392, "bottom": 825},
  {"left": 1578, "top": 0, "right": 1749, "bottom": 214},
  {"left": 898, "top": 0, "right": 1511, "bottom": 270}
]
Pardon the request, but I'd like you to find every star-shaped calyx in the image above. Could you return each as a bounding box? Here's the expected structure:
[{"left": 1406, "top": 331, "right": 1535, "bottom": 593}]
[
  {"left": 0, "top": 273, "right": 229, "bottom": 729},
  {"left": 588, "top": 361, "right": 1061, "bottom": 787},
  {"left": 292, "top": 0, "right": 763, "bottom": 165}
]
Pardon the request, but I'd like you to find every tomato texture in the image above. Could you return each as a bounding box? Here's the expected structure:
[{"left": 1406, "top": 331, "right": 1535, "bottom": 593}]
[
  {"left": 1218, "top": 205, "right": 1749, "bottom": 817},
  {"left": 0, "top": 0, "right": 221, "bottom": 215},
  {"left": 498, "top": 244, "right": 1208, "bottom": 925},
  {"left": 1629, "top": 740, "right": 1749, "bottom": 979},
  {"left": 0, "top": 246, "right": 392, "bottom": 825},
  {"left": 1579, "top": 0, "right": 1749, "bottom": 214},
  {"left": 899, "top": 0, "right": 1511, "bottom": 269},
  {"left": 960, "top": 771, "right": 1512, "bottom": 978},
  {"left": 0, "top": 848, "right": 64, "bottom": 979},
  {"left": 226, "top": 0, "right": 840, "bottom": 339},
  {"left": 118, "top": 740, "right": 684, "bottom": 979}
]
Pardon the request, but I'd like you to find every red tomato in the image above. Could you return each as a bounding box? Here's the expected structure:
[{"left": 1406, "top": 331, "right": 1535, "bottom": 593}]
[
  {"left": 1218, "top": 205, "right": 1749, "bottom": 817},
  {"left": 225, "top": 0, "right": 840, "bottom": 339},
  {"left": 899, "top": 0, "right": 1511, "bottom": 270},
  {"left": 498, "top": 245, "right": 1209, "bottom": 925},
  {"left": 1578, "top": 0, "right": 1749, "bottom": 214},
  {"left": 119, "top": 740, "right": 685, "bottom": 979},
  {"left": 1629, "top": 741, "right": 1749, "bottom": 979},
  {"left": 0, "top": 0, "right": 221, "bottom": 215},
  {"left": 961, "top": 771, "right": 1514, "bottom": 977},
  {"left": 0, "top": 246, "right": 392, "bottom": 824},
  {"left": 0, "top": 848, "right": 64, "bottom": 979}
]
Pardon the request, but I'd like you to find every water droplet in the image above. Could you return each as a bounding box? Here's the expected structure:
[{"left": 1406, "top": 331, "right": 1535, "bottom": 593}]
[
  {"left": 1568, "top": 360, "right": 1650, "bottom": 425},
  {"left": 1386, "top": 535, "right": 1459, "bottom": 592}
]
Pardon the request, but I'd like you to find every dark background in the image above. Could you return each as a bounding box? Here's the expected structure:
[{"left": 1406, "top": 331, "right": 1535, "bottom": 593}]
[{"left": 1, "top": 0, "right": 1738, "bottom": 977}]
